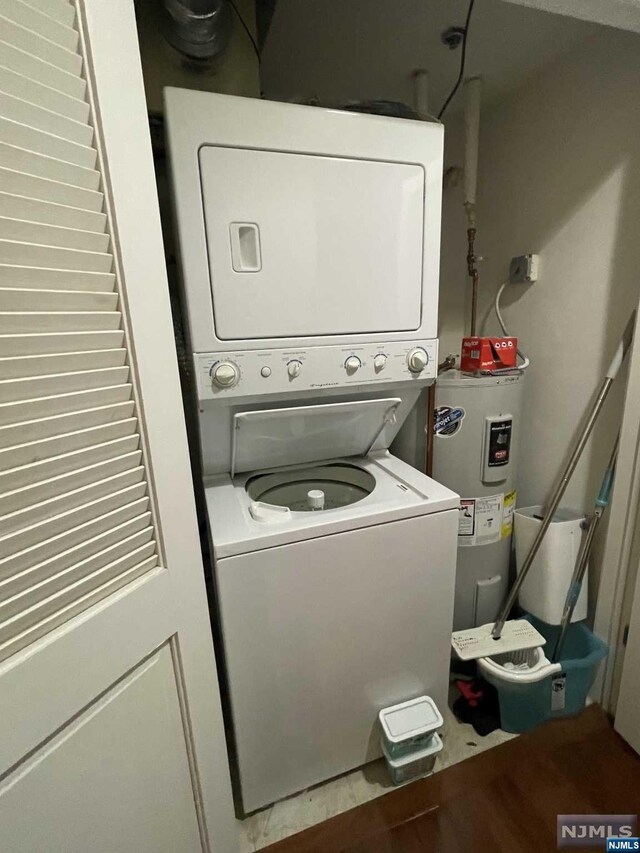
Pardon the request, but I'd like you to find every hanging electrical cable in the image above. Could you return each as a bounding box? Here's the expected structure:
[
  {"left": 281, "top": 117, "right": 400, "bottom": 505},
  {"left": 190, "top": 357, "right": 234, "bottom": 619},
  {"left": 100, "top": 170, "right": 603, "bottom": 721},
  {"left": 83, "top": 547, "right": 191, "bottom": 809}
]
[
  {"left": 228, "top": 0, "right": 261, "bottom": 62},
  {"left": 437, "top": 0, "right": 476, "bottom": 120},
  {"left": 494, "top": 282, "right": 530, "bottom": 370}
]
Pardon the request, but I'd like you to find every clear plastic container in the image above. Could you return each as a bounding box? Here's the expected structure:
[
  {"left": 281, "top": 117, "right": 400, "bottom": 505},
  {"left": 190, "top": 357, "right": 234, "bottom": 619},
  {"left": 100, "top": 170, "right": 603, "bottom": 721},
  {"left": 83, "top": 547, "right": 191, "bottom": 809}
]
[
  {"left": 378, "top": 696, "right": 443, "bottom": 758},
  {"left": 381, "top": 732, "right": 443, "bottom": 785}
]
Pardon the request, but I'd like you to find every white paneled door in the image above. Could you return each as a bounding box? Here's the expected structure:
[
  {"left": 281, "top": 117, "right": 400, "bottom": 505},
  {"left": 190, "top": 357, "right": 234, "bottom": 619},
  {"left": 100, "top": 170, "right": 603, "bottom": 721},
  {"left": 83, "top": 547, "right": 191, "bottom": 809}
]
[
  {"left": 0, "top": 1, "right": 237, "bottom": 851},
  {"left": 616, "top": 570, "right": 640, "bottom": 754}
]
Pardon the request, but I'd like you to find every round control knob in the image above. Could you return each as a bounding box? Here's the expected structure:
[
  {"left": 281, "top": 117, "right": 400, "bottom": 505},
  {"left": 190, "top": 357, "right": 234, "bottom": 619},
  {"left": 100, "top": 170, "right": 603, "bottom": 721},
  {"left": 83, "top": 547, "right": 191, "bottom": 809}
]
[
  {"left": 260, "top": 366, "right": 272, "bottom": 378},
  {"left": 211, "top": 361, "right": 239, "bottom": 388},
  {"left": 373, "top": 353, "right": 387, "bottom": 372},
  {"left": 287, "top": 359, "right": 302, "bottom": 379},
  {"left": 407, "top": 347, "right": 428, "bottom": 373},
  {"left": 344, "top": 356, "right": 361, "bottom": 375}
]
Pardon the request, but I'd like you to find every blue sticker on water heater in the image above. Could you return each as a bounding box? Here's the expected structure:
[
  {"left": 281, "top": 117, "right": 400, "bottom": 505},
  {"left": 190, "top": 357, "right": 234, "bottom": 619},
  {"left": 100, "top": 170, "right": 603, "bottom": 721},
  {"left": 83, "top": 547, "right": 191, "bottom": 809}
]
[{"left": 434, "top": 406, "right": 466, "bottom": 437}]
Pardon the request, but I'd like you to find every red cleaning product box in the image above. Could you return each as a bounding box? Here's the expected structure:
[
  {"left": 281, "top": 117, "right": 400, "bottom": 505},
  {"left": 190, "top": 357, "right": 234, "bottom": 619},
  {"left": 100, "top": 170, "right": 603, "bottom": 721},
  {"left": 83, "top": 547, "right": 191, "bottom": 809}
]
[{"left": 460, "top": 337, "right": 518, "bottom": 373}]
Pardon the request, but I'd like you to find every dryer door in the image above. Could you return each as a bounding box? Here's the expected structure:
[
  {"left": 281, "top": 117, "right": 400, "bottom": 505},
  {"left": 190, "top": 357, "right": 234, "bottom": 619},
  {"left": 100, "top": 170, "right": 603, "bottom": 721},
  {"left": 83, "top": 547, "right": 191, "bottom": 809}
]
[{"left": 199, "top": 147, "right": 425, "bottom": 341}]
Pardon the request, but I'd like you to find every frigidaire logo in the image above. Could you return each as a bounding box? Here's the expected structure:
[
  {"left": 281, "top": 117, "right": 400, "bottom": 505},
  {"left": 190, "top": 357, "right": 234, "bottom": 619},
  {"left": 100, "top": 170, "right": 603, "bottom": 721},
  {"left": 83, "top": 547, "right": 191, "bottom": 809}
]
[{"left": 557, "top": 815, "right": 637, "bottom": 847}]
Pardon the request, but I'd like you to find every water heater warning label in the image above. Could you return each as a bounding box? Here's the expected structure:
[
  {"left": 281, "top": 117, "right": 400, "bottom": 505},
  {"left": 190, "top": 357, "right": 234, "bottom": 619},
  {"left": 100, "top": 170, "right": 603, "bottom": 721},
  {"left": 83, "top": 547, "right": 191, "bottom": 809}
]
[{"left": 458, "top": 491, "right": 517, "bottom": 547}]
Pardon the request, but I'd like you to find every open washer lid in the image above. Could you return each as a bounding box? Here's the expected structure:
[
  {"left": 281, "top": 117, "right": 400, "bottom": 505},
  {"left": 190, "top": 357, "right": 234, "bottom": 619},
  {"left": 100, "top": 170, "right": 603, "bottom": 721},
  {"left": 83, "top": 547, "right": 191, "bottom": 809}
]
[{"left": 230, "top": 398, "right": 403, "bottom": 477}]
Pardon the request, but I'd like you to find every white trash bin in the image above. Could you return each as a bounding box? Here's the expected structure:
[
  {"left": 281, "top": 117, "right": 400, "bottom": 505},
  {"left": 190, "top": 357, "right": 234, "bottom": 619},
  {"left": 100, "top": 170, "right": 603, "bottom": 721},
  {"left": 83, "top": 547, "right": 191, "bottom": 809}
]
[{"left": 514, "top": 506, "right": 587, "bottom": 625}]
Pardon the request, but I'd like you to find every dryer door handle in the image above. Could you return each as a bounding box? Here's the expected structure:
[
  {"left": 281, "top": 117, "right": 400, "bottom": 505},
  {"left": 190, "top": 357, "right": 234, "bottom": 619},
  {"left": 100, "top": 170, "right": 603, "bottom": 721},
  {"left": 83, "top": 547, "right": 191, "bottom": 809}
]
[{"left": 229, "top": 222, "right": 262, "bottom": 272}]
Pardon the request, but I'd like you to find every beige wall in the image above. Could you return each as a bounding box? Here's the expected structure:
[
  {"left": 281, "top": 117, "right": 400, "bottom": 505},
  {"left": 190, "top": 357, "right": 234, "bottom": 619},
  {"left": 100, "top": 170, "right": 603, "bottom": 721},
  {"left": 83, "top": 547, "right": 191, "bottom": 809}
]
[
  {"left": 439, "top": 28, "right": 640, "bottom": 604},
  {"left": 136, "top": 0, "right": 260, "bottom": 112}
]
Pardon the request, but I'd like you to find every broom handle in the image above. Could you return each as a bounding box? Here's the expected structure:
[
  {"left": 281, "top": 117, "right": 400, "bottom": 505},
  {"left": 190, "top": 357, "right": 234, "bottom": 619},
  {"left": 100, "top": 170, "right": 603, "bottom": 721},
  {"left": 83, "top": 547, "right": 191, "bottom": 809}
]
[{"left": 491, "top": 314, "right": 634, "bottom": 640}]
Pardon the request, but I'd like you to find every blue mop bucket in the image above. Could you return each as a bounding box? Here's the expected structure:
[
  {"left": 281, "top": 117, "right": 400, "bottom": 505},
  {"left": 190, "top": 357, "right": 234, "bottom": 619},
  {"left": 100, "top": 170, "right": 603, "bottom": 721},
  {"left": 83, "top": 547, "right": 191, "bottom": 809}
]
[{"left": 478, "top": 615, "right": 608, "bottom": 733}]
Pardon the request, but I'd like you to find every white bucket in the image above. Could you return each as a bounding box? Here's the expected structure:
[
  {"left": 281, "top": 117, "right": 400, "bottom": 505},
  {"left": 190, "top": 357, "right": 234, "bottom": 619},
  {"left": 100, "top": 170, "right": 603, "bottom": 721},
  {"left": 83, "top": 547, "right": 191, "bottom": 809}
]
[{"left": 514, "top": 506, "right": 587, "bottom": 625}]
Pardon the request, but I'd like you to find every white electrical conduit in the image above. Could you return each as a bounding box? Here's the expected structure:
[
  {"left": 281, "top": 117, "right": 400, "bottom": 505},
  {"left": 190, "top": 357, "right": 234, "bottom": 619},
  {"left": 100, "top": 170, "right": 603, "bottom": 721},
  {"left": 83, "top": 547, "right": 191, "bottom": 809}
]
[
  {"left": 464, "top": 77, "right": 482, "bottom": 226},
  {"left": 494, "top": 282, "right": 531, "bottom": 371},
  {"left": 413, "top": 69, "right": 429, "bottom": 117}
]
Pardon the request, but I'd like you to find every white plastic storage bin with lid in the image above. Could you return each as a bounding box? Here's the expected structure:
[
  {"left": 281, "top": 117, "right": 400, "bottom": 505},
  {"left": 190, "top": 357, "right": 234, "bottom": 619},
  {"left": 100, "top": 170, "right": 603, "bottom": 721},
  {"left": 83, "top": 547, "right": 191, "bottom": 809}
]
[
  {"left": 381, "top": 732, "right": 443, "bottom": 785},
  {"left": 514, "top": 506, "right": 588, "bottom": 624},
  {"left": 379, "top": 696, "right": 443, "bottom": 758}
]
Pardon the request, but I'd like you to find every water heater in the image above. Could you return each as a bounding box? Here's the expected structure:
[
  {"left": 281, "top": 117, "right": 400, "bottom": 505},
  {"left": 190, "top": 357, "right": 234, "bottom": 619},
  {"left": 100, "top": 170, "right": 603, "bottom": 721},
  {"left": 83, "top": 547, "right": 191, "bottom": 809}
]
[{"left": 433, "top": 371, "right": 524, "bottom": 630}]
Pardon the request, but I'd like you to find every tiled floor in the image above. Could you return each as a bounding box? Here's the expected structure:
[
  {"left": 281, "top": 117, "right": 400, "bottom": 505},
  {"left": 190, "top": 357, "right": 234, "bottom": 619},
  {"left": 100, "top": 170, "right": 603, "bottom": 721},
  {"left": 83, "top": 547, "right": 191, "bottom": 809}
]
[{"left": 238, "top": 699, "right": 516, "bottom": 852}]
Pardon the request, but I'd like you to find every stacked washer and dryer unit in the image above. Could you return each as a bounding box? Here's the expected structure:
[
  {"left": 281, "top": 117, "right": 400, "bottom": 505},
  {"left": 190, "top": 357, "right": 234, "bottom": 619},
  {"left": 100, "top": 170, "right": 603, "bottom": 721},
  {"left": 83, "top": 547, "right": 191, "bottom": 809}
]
[{"left": 165, "top": 90, "right": 459, "bottom": 814}]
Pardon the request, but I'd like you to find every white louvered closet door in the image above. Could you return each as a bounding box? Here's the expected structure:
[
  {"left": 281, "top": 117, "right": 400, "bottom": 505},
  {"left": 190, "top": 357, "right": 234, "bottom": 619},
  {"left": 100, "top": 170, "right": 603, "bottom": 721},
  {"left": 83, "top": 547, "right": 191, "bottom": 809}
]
[{"left": 0, "top": 2, "right": 238, "bottom": 852}]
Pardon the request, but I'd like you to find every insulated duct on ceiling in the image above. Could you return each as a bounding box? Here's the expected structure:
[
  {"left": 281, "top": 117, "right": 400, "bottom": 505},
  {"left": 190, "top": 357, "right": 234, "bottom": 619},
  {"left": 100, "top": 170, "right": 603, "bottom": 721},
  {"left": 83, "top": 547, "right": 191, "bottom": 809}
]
[{"left": 162, "top": 0, "right": 233, "bottom": 65}]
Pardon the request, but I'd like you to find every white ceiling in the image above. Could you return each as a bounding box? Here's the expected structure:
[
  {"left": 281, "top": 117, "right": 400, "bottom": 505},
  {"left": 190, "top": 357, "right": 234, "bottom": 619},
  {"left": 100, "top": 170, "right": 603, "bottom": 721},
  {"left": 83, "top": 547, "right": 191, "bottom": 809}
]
[{"left": 261, "top": 0, "right": 604, "bottom": 119}]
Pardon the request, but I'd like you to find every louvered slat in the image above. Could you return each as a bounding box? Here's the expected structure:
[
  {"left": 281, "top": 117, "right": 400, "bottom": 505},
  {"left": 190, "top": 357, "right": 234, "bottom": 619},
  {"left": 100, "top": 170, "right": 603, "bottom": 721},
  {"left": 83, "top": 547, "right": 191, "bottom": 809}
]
[
  {"left": 0, "top": 384, "right": 132, "bottom": 425},
  {"left": 0, "top": 435, "right": 140, "bottom": 494},
  {"left": 0, "top": 265, "right": 114, "bottom": 290},
  {"left": 0, "top": 548, "right": 158, "bottom": 647},
  {"left": 0, "top": 91, "right": 92, "bottom": 145},
  {"left": 0, "top": 417, "right": 137, "bottom": 470},
  {"left": 0, "top": 556, "right": 158, "bottom": 661},
  {"left": 2, "top": 485, "right": 148, "bottom": 555},
  {"left": 0, "top": 348, "right": 126, "bottom": 379},
  {"left": 0, "top": 218, "right": 109, "bottom": 251},
  {"left": 0, "top": 466, "right": 145, "bottom": 537},
  {"left": 0, "top": 330, "right": 124, "bottom": 356},
  {"left": 0, "top": 532, "right": 155, "bottom": 624},
  {"left": 0, "top": 120, "right": 96, "bottom": 169},
  {"left": 0, "top": 0, "right": 78, "bottom": 52},
  {"left": 0, "top": 286, "right": 116, "bottom": 310},
  {"left": 0, "top": 143, "right": 100, "bottom": 189},
  {"left": 0, "top": 168, "right": 102, "bottom": 211},
  {"left": 0, "top": 516, "right": 153, "bottom": 595},
  {"left": 0, "top": 311, "right": 121, "bottom": 333},
  {"left": 0, "top": 451, "right": 143, "bottom": 518},
  {"left": 0, "top": 365, "right": 129, "bottom": 402},
  {"left": 0, "top": 17, "right": 81, "bottom": 75},
  {"left": 0, "top": 67, "right": 89, "bottom": 122},
  {"left": 0, "top": 503, "right": 151, "bottom": 580},
  {"left": 0, "top": 40, "right": 85, "bottom": 99},
  {"left": 0, "top": 0, "right": 160, "bottom": 662},
  {"left": 0, "top": 192, "right": 104, "bottom": 232},
  {"left": 18, "top": 0, "right": 76, "bottom": 29}
]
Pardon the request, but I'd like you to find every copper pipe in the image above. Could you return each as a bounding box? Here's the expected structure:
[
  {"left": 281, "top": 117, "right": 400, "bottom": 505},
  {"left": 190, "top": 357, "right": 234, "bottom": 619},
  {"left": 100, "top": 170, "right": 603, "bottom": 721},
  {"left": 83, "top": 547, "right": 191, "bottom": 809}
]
[
  {"left": 425, "top": 355, "right": 457, "bottom": 477},
  {"left": 426, "top": 384, "right": 435, "bottom": 477},
  {"left": 467, "top": 226, "right": 479, "bottom": 336}
]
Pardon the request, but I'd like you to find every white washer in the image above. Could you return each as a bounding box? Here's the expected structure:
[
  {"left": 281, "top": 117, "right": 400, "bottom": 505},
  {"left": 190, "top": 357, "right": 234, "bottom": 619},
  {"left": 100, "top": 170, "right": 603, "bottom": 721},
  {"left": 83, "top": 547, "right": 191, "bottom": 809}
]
[
  {"left": 205, "top": 402, "right": 458, "bottom": 813},
  {"left": 165, "top": 91, "right": 459, "bottom": 814}
]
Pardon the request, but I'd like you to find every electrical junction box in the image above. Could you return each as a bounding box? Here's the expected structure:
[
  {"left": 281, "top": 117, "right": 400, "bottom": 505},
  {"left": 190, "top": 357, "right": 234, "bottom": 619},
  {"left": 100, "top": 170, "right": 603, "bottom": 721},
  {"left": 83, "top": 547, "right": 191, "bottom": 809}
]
[
  {"left": 461, "top": 337, "right": 517, "bottom": 374},
  {"left": 509, "top": 253, "right": 539, "bottom": 284}
]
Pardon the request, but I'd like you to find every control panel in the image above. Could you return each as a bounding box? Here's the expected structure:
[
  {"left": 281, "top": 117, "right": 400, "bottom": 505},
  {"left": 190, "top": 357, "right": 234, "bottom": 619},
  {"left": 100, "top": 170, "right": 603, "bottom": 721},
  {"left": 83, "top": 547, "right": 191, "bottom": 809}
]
[{"left": 195, "top": 340, "right": 438, "bottom": 399}]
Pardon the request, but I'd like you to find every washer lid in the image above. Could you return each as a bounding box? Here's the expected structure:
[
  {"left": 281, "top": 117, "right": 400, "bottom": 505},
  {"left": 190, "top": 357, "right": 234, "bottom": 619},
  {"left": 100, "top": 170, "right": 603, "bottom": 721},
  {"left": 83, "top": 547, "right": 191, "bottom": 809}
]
[{"left": 231, "top": 398, "right": 402, "bottom": 476}]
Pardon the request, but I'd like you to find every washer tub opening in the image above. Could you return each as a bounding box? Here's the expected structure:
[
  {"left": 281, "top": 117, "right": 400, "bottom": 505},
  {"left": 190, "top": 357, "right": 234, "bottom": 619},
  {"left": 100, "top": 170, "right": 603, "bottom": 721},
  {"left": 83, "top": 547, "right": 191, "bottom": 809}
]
[{"left": 246, "top": 463, "right": 376, "bottom": 512}]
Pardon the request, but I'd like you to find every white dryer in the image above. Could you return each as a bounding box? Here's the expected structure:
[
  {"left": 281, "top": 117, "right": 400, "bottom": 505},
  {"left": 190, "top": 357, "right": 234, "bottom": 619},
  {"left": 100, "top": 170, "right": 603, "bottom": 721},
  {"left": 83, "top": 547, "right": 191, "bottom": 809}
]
[{"left": 165, "top": 90, "right": 459, "bottom": 814}]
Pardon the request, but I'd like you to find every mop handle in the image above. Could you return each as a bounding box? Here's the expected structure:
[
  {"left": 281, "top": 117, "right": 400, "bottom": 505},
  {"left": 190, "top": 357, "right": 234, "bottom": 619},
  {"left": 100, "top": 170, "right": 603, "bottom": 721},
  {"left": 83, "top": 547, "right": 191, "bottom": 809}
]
[
  {"left": 491, "top": 314, "right": 634, "bottom": 641},
  {"left": 552, "top": 437, "right": 619, "bottom": 662}
]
